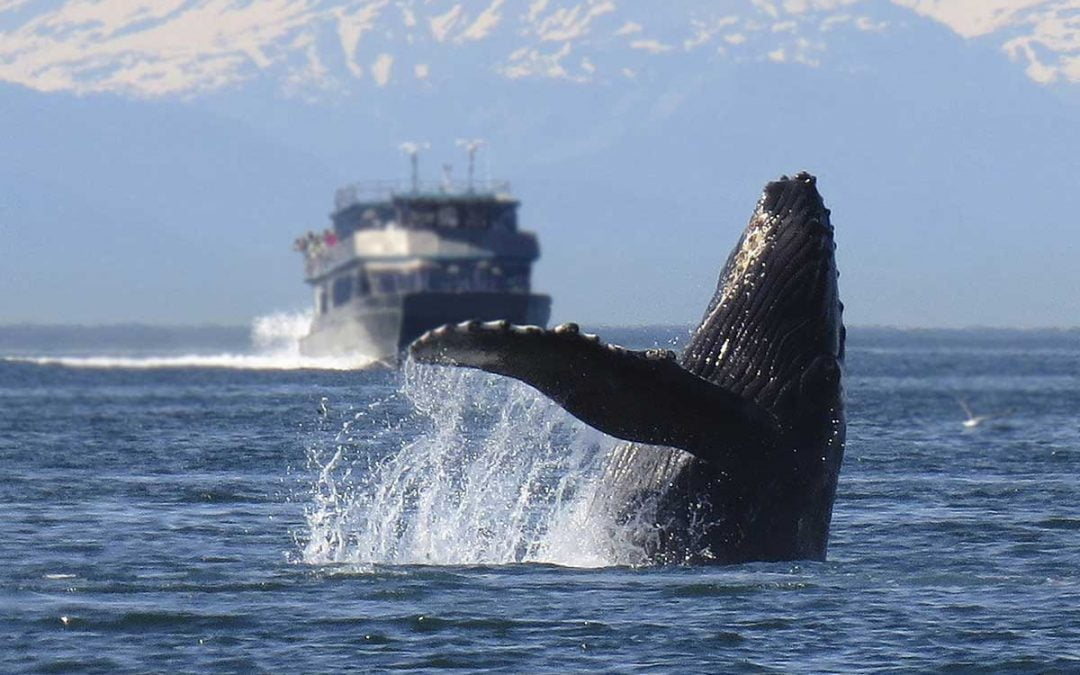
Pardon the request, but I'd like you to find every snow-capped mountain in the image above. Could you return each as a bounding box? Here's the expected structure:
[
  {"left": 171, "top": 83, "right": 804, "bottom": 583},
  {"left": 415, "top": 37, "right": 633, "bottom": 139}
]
[{"left": 0, "top": 0, "right": 1076, "bottom": 98}]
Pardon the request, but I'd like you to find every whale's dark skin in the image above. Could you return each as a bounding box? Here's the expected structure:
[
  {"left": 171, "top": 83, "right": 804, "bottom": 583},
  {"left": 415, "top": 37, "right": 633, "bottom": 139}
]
[{"left": 409, "top": 172, "right": 845, "bottom": 564}]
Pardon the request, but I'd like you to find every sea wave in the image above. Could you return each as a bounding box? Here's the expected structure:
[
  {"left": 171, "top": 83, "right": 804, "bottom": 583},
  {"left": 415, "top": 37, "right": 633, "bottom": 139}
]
[
  {"left": 0, "top": 311, "right": 379, "bottom": 371},
  {"left": 3, "top": 352, "right": 375, "bottom": 371}
]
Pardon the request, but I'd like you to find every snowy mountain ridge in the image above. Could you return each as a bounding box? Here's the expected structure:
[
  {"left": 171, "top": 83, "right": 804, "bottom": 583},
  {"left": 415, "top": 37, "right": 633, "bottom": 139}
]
[{"left": 0, "top": 0, "right": 1076, "bottom": 98}]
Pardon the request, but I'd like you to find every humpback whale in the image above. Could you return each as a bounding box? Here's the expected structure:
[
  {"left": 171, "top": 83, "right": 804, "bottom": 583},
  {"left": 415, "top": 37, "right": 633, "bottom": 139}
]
[{"left": 409, "top": 172, "right": 845, "bottom": 564}]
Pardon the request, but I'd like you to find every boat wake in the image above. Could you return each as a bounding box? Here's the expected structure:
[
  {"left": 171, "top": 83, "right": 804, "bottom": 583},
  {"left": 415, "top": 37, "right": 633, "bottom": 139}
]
[
  {"left": 2, "top": 312, "right": 378, "bottom": 371},
  {"left": 299, "top": 359, "right": 655, "bottom": 568}
]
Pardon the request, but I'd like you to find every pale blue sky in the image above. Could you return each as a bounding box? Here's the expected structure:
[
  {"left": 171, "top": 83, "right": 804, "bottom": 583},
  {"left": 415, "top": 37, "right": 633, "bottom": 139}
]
[{"left": 1, "top": 1, "right": 1077, "bottom": 328}]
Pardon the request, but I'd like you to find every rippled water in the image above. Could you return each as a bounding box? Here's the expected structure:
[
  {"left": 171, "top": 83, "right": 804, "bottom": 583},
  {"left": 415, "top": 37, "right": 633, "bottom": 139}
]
[{"left": 2, "top": 327, "right": 1079, "bottom": 672}]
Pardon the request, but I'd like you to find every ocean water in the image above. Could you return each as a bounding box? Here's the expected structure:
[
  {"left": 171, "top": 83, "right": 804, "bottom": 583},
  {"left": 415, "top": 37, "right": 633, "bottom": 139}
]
[{"left": 1, "top": 323, "right": 1079, "bottom": 672}]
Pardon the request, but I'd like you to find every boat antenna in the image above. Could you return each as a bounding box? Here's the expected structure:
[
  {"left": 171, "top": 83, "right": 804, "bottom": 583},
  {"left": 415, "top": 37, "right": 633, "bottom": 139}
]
[
  {"left": 441, "top": 163, "right": 453, "bottom": 192},
  {"left": 456, "top": 138, "right": 486, "bottom": 192},
  {"left": 398, "top": 141, "right": 430, "bottom": 193}
]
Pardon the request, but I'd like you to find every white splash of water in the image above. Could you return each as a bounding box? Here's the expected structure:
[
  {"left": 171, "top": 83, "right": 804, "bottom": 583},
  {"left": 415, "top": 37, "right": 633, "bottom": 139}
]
[
  {"left": 251, "top": 310, "right": 316, "bottom": 354},
  {"left": 301, "top": 361, "right": 655, "bottom": 568},
  {"left": 4, "top": 311, "right": 376, "bottom": 371}
]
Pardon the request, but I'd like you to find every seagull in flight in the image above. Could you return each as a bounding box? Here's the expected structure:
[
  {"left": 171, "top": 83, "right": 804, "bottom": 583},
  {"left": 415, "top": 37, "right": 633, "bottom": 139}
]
[{"left": 958, "top": 398, "right": 994, "bottom": 428}]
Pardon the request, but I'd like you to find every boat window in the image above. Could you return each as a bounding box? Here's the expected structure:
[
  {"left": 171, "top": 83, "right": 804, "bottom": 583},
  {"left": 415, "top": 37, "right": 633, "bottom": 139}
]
[
  {"left": 371, "top": 271, "right": 417, "bottom": 294},
  {"left": 410, "top": 206, "right": 436, "bottom": 228},
  {"left": 332, "top": 276, "right": 353, "bottom": 306},
  {"left": 359, "top": 208, "right": 380, "bottom": 229},
  {"left": 463, "top": 205, "right": 487, "bottom": 229},
  {"left": 501, "top": 264, "right": 530, "bottom": 292},
  {"left": 490, "top": 204, "right": 517, "bottom": 231},
  {"left": 317, "top": 288, "right": 328, "bottom": 314},
  {"left": 373, "top": 273, "right": 395, "bottom": 294},
  {"left": 508, "top": 273, "right": 529, "bottom": 292},
  {"left": 425, "top": 267, "right": 447, "bottom": 292},
  {"left": 355, "top": 270, "right": 371, "bottom": 296},
  {"left": 437, "top": 205, "right": 459, "bottom": 228},
  {"left": 367, "top": 269, "right": 422, "bottom": 294}
]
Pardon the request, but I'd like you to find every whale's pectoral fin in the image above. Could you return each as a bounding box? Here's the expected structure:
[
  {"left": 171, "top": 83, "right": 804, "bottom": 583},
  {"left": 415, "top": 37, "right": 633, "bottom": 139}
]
[{"left": 408, "top": 321, "right": 780, "bottom": 463}]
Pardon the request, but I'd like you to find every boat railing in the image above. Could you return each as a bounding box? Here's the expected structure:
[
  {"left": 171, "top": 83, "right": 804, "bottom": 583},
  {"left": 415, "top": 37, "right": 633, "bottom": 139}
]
[
  {"left": 334, "top": 179, "right": 513, "bottom": 211},
  {"left": 304, "top": 239, "right": 354, "bottom": 280}
]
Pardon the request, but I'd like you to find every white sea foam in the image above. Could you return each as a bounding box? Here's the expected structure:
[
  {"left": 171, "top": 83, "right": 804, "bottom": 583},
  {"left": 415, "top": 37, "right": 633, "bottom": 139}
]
[
  {"left": 3, "top": 311, "right": 377, "bottom": 371},
  {"left": 300, "top": 360, "right": 657, "bottom": 568}
]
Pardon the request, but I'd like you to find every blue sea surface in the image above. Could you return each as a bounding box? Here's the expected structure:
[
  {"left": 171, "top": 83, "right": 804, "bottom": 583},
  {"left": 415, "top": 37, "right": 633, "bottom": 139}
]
[{"left": 1, "top": 327, "right": 1079, "bottom": 672}]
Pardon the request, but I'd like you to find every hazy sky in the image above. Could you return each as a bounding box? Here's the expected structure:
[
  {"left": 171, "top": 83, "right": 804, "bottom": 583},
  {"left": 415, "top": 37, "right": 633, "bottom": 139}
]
[{"left": 1, "top": 1, "right": 1078, "bottom": 328}]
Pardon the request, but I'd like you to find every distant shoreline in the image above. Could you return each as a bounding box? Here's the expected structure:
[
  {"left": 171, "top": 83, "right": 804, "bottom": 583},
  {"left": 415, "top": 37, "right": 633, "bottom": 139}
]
[
  {"left": 2, "top": 323, "right": 1078, "bottom": 332},
  {"left": 3, "top": 323, "right": 1078, "bottom": 364}
]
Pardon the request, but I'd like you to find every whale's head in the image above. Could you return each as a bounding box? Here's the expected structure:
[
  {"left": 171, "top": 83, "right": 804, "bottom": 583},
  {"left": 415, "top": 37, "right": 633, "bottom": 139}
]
[
  {"left": 675, "top": 171, "right": 845, "bottom": 560},
  {"left": 681, "top": 172, "right": 844, "bottom": 420}
]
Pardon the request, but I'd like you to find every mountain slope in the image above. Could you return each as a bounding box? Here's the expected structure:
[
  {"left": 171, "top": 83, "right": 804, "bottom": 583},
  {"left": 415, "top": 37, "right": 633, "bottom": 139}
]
[{"left": 0, "top": 0, "right": 1076, "bottom": 98}]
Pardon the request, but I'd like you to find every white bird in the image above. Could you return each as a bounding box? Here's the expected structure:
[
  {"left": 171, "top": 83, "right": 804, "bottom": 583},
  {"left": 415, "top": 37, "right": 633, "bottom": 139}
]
[{"left": 958, "top": 398, "right": 993, "bottom": 428}]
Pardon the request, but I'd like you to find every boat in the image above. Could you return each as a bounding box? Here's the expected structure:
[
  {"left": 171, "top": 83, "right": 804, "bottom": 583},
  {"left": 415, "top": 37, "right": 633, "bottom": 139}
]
[{"left": 294, "top": 167, "right": 550, "bottom": 363}]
